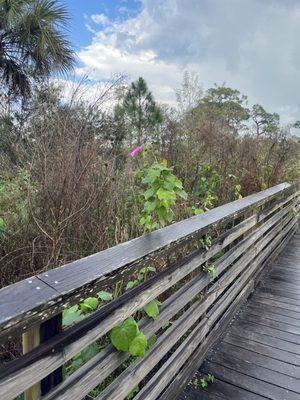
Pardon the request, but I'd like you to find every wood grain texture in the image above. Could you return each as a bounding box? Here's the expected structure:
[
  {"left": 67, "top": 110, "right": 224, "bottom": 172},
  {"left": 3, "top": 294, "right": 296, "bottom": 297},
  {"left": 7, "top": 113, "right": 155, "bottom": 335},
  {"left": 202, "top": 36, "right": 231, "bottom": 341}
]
[
  {"left": 0, "top": 183, "right": 292, "bottom": 340},
  {"left": 179, "top": 227, "right": 300, "bottom": 400},
  {"left": 42, "top": 201, "right": 296, "bottom": 400},
  {"left": 0, "top": 183, "right": 298, "bottom": 400}
]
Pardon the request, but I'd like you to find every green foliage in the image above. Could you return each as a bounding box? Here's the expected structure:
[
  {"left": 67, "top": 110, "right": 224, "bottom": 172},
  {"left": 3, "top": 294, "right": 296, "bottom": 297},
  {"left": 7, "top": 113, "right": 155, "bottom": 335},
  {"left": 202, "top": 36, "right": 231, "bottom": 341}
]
[
  {"left": 110, "top": 317, "right": 148, "bottom": 357},
  {"left": 162, "top": 320, "right": 171, "bottom": 330},
  {"left": 62, "top": 305, "right": 85, "bottom": 326},
  {"left": 119, "top": 77, "right": 163, "bottom": 144},
  {"left": 0, "top": 0, "right": 74, "bottom": 96},
  {"left": 129, "top": 332, "right": 148, "bottom": 357},
  {"left": 200, "top": 373, "right": 215, "bottom": 388},
  {"left": 66, "top": 342, "right": 100, "bottom": 375},
  {"left": 200, "top": 234, "right": 212, "bottom": 251},
  {"left": 194, "top": 165, "right": 220, "bottom": 212},
  {"left": 127, "top": 386, "right": 140, "bottom": 400},
  {"left": 147, "top": 334, "right": 157, "bottom": 349},
  {"left": 290, "top": 206, "right": 298, "bottom": 218},
  {"left": 110, "top": 317, "right": 139, "bottom": 352},
  {"left": 136, "top": 158, "right": 187, "bottom": 231},
  {"left": 126, "top": 266, "right": 156, "bottom": 290},
  {"left": 80, "top": 297, "right": 99, "bottom": 313},
  {"left": 203, "top": 263, "right": 217, "bottom": 280},
  {"left": 251, "top": 104, "right": 280, "bottom": 136},
  {"left": 126, "top": 279, "right": 139, "bottom": 290},
  {"left": 200, "top": 86, "right": 250, "bottom": 129},
  {"left": 144, "top": 300, "right": 160, "bottom": 320},
  {"left": 97, "top": 291, "right": 113, "bottom": 302},
  {"left": 234, "top": 184, "right": 242, "bottom": 199},
  {"left": 0, "top": 170, "right": 34, "bottom": 237}
]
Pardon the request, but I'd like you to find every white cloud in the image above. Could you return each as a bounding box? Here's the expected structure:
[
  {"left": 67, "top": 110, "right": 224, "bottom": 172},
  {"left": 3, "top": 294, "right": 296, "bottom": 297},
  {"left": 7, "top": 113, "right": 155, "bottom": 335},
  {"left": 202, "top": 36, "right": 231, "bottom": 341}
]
[
  {"left": 76, "top": 0, "right": 300, "bottom": 122},
  {"left": 91, "top": 14, "right": 110, "bottom": 26}
]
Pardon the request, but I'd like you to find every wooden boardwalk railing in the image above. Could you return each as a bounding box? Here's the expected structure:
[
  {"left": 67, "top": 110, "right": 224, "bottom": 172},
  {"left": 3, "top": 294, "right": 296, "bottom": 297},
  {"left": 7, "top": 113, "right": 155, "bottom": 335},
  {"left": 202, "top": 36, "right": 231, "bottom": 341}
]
[{"left": 0, "top": 182, "right": 299, "bottom": 400}]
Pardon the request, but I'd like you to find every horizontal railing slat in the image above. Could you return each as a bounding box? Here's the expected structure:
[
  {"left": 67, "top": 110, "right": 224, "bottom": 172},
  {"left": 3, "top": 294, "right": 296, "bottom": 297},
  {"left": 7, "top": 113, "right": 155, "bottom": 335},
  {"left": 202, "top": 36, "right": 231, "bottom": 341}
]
[
  {"left": 0, "top": 183, "right": 292, "bottom": 339},
  {"left": 0, "top": 183, "right": 298, "bottom": 400},
  {"left": 0, "top": 192, "right": 297, "bottom": 400},
  {"left": 41, "top": 196, "right": 299, "bottom": 400},
  {"left": 159, "top": 217, "right": 299, "bottom": 400},
  {"left": 94, "top": 212, "right": 297, "bottom": 400}
]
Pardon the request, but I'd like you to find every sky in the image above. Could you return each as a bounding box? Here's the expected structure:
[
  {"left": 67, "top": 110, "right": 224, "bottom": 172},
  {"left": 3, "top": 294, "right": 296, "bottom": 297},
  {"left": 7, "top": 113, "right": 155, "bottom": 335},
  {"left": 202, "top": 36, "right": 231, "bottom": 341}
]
[{"left": 61, "top": 0, "right": 300, "bottom": 123}]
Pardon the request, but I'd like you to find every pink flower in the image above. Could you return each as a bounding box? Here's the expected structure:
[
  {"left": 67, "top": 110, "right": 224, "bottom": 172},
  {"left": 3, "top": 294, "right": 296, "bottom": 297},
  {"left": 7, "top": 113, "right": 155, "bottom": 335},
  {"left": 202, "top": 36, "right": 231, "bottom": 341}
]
[{"left": 130, "top": 146, "right": 142, "bottom": 157}]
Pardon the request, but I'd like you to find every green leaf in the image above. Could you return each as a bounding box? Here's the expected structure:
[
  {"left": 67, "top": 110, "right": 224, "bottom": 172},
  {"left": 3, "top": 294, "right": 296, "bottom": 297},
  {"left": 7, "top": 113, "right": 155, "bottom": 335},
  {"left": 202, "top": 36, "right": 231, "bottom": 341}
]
[
  {"left": 144, "top": 300, "right": 159, "bottom": 320},
  {"left": 165, "top": 210, "right": 173, "bottom": 223},
  {"left": 178, "top": 190, "right": 188, "bottom": 199},
  {"left": 162, "top": 320, "right": 170, "bottom": 330},
  {"left": 127, "top": 386, "right": 140, "bottom": 399},
  {"left": 80, "top": 297, "right": 99, "bottom": 313},
  {"left": 201, "top": 378, "right": 208, "bottom": 388},
  {"left": 139, "top": 266, "right": 156, "bottom": 275},
  {"left": 62, "top": 305, "right": 85, "bottom": 326},
  {"left": 144, "top": 200, "right": 156, "bottom": 213},
  {"left": 147, "top": 334, "right": 157, "bottom": 349},
  {"left": 110, "top": 317, "right": 139, "bottom": 352},
  {"left": 0, "top": 217, "right": 4, "bottom": 231},
  {"left": 80, "top": 342, "right": 100, "bottom": 362},
  {"left": 97, "top": 291, "right": 113, "bottom": 302},
  {"left": 144, "top": 188, "right": 154, "bottom": 200},
  {"left": 126, "top": 280, "right": 139, "bottom": 290},
  {"left": 129, "top": 332, "right": 148, "bottom": 357}
]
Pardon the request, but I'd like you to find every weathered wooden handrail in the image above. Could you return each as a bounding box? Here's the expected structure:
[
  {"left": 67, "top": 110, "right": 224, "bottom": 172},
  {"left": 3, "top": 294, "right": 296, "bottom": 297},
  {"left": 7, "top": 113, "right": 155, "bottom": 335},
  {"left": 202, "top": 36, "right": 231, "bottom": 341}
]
[{"left": 0, "top": 182, "right": 299, "bottom": 400}]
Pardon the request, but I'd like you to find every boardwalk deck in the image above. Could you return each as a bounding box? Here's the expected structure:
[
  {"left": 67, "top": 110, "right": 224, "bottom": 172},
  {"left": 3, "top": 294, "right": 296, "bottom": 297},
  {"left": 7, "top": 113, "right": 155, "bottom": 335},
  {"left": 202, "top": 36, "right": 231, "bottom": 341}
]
[{"left": 179, "top": 230, "right": 300, "bottom": 400}]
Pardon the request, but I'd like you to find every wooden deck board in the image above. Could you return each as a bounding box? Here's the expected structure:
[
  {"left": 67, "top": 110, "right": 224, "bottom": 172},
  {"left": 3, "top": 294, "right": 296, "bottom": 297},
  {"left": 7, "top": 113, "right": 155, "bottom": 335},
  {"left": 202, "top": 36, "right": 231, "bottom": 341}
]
[{"left": 179, "top": 230, "right": 300, "bottom": 399}]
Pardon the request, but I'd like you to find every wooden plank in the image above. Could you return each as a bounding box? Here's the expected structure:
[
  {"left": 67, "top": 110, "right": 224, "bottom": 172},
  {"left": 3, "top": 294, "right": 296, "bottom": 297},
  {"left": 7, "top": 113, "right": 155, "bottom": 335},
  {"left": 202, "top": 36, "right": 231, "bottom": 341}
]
[
  {"left": 96, "top": 261, "right": 257, "bottom": 400},
  {"left": 40, "top": 315, "right": 63, "bottom": 396},
  {"left": 251, "top": 295, "right": 300, "bottom": 314},
  {"left": 22, "top": 325, "right": 41, "bottom": 400},
  {"left": 38, "top": 183, "right": 292, "bottom": 296},
  {"left": 178, "top": 385, "right": 225, "bottom": 400},
  {"left": 258, "top": 287, "right": 300, "bottom": 301},
  {"left": 231, "top": 322, "right": 300, "bottom": 354},
  {"left": 240, "top": 312, "right": 300, "bottom": 336},
  {"left": 43, "top": 211, "right": 292, "bottom": 400},
  {"left": 269, "top": 272, "right": 300, "bottom": 282},
  {"left": 249, "top": 301, "right": 300, "bottom": 321},
  {"left": 94, "top": 211, "right": 294, "bottom": 400},
  {"left": 218, "top": 340, "right": 300, "bottom": 379},
  {"left": 253, "top": 222, "right": 298, "bottom": 287},
  {"left": 1, "top": 201, "right": 293, "bottom": 399},
  {"left": 203, "top": 360, "right": 300, "bottom": 400},
  {"left": 157, "top": 223, "right": 298, "bottom": 400},
  {"left": 207, "top": 348, "right": 300, "bottom": 392},
  {"left": 233, "top": 319, "right": 300, "bottom": 345},
  {"left": 0, "top": 277, "right": 58, "bottom": 341},
  {"left": 0, "top": 183, "right": 292, "bottom": 339},
  {"left": 0, "top": 210, "right": 256, "bottom": 343},
  {"left": 255, "top": 292, "right": 300, "bottom": 307},
  {"left": 135, "top": 281, "right": 255, "bottom": 400},
  {"left": 261, "top": 279, "right": 300, "bottom": 292},
  {"left": 246, "top": 305, "right": 300, "bottom": 327},
  {"left": 158, "top": 283, "right": 254, "bottom": 400},
  {"left": 199, "top": 378, "right": 268, "bottom": 400},
  {"left": 223, "top": 331, "right": 300, "bottom": 368}
]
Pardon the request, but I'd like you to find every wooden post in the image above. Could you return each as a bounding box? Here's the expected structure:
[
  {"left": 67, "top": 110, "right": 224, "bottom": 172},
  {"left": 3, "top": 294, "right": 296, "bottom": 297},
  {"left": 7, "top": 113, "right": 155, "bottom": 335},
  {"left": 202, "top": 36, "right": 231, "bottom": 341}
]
[
  {"left": 22, "top": 314, "right": 63, "bottom": 400},
  {"left": 40, "top": 314, "right": 63, "bottom": 396},
  {"left": 22, "top": 325, "right": 41, "bottom": 400}
]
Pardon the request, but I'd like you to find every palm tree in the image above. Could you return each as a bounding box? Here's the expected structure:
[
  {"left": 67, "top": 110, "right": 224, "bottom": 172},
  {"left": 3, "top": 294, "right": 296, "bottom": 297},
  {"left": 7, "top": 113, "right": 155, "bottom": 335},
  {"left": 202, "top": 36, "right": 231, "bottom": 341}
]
[{"left": 0, "top": 0, "right": 74, "bottom": 96}]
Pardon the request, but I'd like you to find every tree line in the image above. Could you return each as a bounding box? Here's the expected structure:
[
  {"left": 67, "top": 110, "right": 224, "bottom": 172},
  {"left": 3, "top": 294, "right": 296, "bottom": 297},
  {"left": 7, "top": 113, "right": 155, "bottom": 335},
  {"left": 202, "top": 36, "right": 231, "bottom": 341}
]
[{"left": 0, "top": 0, "right": 299, "bottom": 287}]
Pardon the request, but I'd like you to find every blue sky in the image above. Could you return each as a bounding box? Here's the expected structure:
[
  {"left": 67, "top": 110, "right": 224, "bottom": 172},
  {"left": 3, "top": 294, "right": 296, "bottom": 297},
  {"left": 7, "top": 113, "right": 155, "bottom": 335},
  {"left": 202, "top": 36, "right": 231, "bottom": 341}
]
[
  {"left": 59, "top": 0, "right": 300, "bottom": 124},
  {"left": 62, "top": 1, "right": 141, "bottom": 49}
]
